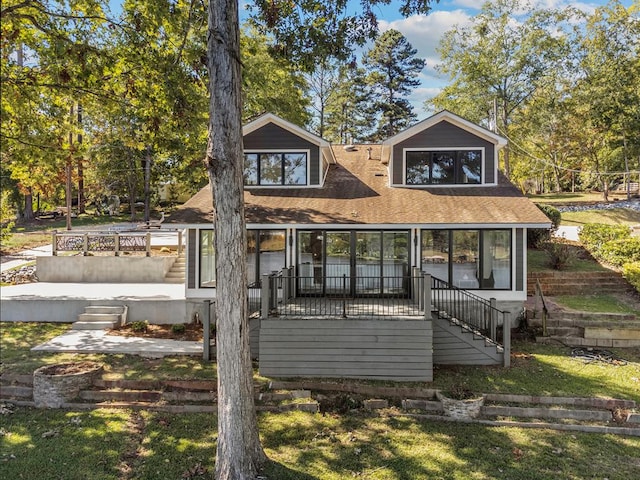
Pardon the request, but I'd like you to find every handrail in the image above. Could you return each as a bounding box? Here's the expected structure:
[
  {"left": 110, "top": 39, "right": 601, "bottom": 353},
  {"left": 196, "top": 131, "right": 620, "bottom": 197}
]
[
  {"left": 430, "top": 275, "right": 506, "bottom": 346},
  {"left": 262, "top": 272, "right": 423, "bottom": 319}
]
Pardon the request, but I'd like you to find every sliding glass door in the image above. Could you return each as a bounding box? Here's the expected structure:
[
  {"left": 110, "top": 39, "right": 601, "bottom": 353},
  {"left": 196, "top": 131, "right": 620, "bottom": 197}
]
[{"left": 297, "top": 230, "right": 409, "bottom": 296}]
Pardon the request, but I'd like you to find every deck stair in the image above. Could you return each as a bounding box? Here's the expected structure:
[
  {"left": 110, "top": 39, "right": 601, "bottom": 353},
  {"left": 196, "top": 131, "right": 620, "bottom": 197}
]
[
  {"left": 433, "top": 311, "right": 504, "bottom": 365},
  {"left": 71, "top": 305, "right": 128, "bottom": 330},
  {"left": 164, "top": 251, "right": 186, "bottom": 283},
  {"left": 531, "top": 310, "right": 640, "bottom": 347}
]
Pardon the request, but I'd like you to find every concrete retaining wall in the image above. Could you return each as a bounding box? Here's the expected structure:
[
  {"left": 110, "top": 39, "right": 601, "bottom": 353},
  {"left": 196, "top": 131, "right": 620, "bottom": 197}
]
[
  {"left": 1, "top": 298, "right": 186, "bottom": 324},
  {"left": 37, "top": 256, "right": 175, "bottom": 283}
]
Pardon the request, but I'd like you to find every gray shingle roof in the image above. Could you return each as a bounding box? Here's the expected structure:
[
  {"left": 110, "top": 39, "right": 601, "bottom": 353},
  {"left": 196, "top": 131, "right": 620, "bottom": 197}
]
[{"left": 166, "top": 145, "right": 551, "bottom": 227}]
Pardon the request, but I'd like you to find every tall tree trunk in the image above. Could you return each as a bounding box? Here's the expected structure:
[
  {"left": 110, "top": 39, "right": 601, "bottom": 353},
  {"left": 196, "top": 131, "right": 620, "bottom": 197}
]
[
  {"left": 127, "top": 155, "right": 138, "bottom": 222},
  {"left": 144, "top": 146, "right": 151, "bottom": 223},
  {"left": 207, "top": 1, "right": 267, "bottom": 479},
  {"left": 23, "top": 187, "right": 34, "bottom": 220},
  {"left": 77, "top": 104, "right": 85, "bottom": 214}
]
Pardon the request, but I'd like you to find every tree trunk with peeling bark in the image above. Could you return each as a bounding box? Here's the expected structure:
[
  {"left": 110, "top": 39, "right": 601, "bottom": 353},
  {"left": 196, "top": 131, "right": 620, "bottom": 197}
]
[{"left": 206, "top": 1, "right": 267, "bottom": 479}]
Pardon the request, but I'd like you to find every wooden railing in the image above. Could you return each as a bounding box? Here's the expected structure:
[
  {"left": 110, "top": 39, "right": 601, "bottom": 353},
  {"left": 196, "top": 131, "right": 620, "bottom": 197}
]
[{"left": 51, "top": 230, "right": 184, "bottom": 257}]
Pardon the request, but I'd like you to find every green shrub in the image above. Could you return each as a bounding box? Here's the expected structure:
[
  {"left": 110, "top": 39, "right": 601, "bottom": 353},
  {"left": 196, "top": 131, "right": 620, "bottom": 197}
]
[
  {"left": 578, "top": 223, "right": 631, "bottom": 252},
  {"left": 528, "top": 204, "right": 561, "bottom": 247},
  {"left": 171, "top": 323, "right": 186, "bottom": 334},
  {"left": 623, "top": 262, "right": 640, "bottom": 293},
  {"left": 600, "top": 238, "right": 640, "bottom": 268},
  {"left": 131, "top": 320, "right": 148, "bottom": 332},
  {"left": 540, "top": 240, "right": 578, "bottom": 270}
]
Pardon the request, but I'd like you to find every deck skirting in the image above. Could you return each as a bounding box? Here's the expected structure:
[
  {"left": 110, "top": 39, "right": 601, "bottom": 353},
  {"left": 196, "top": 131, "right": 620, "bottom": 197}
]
[{"left": 258, "top": 318, "right": 433, "bottom": 381}]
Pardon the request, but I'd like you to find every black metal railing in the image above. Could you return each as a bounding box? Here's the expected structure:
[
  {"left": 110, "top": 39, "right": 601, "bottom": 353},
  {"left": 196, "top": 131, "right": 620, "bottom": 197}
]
[
  {"left": 431, "top": 275, "right": 505, "bottom": 343},
  {"left": 255, "top": 269, "right": 511, "bottom": 366},
  {"left": 261, "top": 272, "right": 425, "bottom": 319}
]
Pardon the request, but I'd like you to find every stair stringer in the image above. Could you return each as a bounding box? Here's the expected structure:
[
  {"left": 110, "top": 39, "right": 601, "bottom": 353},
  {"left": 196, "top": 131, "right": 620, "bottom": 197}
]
[{"left": 432, "top": 314, "right": 503, "bottom": 365}]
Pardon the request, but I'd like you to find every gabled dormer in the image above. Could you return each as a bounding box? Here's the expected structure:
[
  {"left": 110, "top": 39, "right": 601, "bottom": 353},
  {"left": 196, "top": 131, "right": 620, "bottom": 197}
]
[
  {"left": 242, "top": 113, "right": 336, "bottom": 188},
  {"left": 381, "top": 110, "right": 507, "bottom": 187}
]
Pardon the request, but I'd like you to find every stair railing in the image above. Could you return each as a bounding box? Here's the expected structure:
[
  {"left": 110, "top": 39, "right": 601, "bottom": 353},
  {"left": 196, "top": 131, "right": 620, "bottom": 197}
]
[{"left": 430, "top": 275, "right": 511, "bottom": 367}]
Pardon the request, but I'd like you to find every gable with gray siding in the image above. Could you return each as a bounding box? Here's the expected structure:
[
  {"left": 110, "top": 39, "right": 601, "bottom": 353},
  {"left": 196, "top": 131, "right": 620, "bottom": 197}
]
[
  {"left": 391, "top": 120, "right": 496, "bottom": 185},
  {"left": 243, "top": 123, "right": 322, "bottom": 185}
]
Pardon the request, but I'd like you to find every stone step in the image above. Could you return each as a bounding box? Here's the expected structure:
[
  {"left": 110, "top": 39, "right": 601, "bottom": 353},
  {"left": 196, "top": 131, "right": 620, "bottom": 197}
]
[
  {"left": 79, "top": 389, "right": 162, "bottom": 402},
  {"left": 77, "top": 313, "right": 122, "bottom": 323},
  {"left": 84, "top": 306, "right": 125, "bottom": 315},
  {"left": 536, "top": 336, "right": 640, "bottom": 348},
  {"left": 0, "top": 385, "right": 33, "bottom": 399},
  {"left": 164, "top": 278, "right": 184, "bottom": 284},
  {"left": 72, "top": 320, "right": 118, "bottom": 330},
  {"left": 165, "top": 271, "right": 185, "bottom": 277},
  {"left": 482, "top": 405, "right": 613, "bottom": 422},
  {"left": 545, "top": 327, "right": 583, "bottom": 337}
]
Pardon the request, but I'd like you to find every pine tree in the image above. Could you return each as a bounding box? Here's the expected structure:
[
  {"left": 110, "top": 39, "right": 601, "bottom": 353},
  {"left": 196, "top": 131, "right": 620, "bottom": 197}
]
[{"left": 363, "top": 29, "right": 425, "bottom": 141}]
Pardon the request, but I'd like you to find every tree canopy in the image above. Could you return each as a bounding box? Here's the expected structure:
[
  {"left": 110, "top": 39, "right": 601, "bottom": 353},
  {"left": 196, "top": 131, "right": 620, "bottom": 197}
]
[{"left": 428, "top": 0, "right": 639, "bottom": 195}]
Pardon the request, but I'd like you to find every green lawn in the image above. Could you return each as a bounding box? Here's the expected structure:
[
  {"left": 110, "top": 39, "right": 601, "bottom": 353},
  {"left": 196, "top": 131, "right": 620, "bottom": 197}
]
[
  {"left": 2, "top": 408, "right": 639, "bottom": 480},
  {"left": 527, "top": 247, "right": 608, "bottom": 273},
  {"left": 2, "top": 322, "right": 639, "bottom": 402},
  {"left": 561, "top": 208, "right": 640, "bottom": 227},
  {"left": 553, "top": 294, "right": 640, "bottom": 316},
  {"left": 527, "top": 192, "right": 608, "bottom": 203}
]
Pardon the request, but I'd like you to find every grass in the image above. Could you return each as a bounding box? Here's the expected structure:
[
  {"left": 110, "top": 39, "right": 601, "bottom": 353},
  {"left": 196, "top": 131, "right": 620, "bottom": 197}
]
[
  {"left": 527, "top": 247, "right": 608, "bottom": 273},
  {"left": 553, "top": 294, "right": 640, "bottom": 316},
  {"left": 527, "top": 192, "right": 609, "bottom": 203},
  {"left": 2, "top": 323, "right": 639, "bottom": 402},
  {"left": 561, "top": 208, "right": 640, "bottom": 227},
  {"left": 2, "top": 407, "right": 640, "bottom": 479},
  {"left": 0, "top": 322, "right": 216, "bottom": 380}
]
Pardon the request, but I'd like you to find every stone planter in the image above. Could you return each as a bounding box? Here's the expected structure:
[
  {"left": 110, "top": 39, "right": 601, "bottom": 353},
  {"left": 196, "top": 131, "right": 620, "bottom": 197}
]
[
  {"left": 436, "top": 391, "right": 485, "bottom": 419},
  {"left": 33, "top": 362, "right": 103, "bottom": 408}
]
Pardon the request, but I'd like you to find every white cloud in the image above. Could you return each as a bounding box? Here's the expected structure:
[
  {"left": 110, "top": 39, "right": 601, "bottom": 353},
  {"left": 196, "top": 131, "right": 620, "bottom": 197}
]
[
  {"left": 376, "top": 10, "right": 471, "bottom": 95},
  {"left": 378, "top": 10, "right": 472, "bottom": 62},
  {"left": 450, "top": 0, "right": 484, "bottom": 9}
]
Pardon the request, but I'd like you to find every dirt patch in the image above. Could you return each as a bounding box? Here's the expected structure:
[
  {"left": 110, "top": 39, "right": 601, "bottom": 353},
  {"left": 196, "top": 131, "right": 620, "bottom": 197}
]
[{"left": 107, "top": 323, "right": 203, "bottom": 342}]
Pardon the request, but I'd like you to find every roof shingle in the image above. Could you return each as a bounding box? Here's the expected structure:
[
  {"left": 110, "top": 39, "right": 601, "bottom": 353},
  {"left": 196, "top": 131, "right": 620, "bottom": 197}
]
[{"left": 166, "top": 145, "right": 551, "bottom": 227}]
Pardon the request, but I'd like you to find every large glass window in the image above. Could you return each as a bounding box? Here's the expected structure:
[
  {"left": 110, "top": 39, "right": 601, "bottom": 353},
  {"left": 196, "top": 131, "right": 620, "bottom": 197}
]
[
  {"left": 421, "top": 229, "right": 511, "bottom": 290},
  {"left": 199, "top": 230, "right": 215, "bottom": 288},
  {"left": 247, "top": 230, "right": 286, "bottom": 285},
  {"left": 452, "top": 230, "right": 479, "bottom": 288},
  {"left": 421, "top": 230, "right": 450, "bottom": 282},
  {"left": 406, "top": 150, "right": 482, "bottom": 185},
  {"left": 244, "top": 152, "right": 307, "bottom": 186},
  {"left": 480, "top": 230, "right": 511, "bottom": 289}
]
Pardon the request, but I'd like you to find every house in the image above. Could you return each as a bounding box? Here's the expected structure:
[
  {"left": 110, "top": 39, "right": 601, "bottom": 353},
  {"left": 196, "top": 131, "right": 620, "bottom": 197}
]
[{"left": 166, "top": 111, "right": 551, "bottom": 381}]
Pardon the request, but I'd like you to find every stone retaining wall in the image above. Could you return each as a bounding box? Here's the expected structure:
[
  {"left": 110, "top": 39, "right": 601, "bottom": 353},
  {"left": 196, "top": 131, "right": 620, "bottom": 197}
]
[{"left": 527, "top": 271, "right": 631, "bottom": 296}]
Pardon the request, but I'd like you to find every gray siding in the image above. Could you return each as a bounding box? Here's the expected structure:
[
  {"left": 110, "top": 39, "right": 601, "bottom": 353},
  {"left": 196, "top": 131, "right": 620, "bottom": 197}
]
[
  {"left": 433, "top": 317, "right": 503, "bottom": 365},
  {"left": 187, "top": 229, "right": 196, "bottom": 289},
  {"left": 516, "top": 228, "right": 524, "bottom": 291},
  {"left": 243, "top": 123, "right": 321, "bottom": 185},
  {"left": 392, "top": 120, "right": 495, "bottom": 185},
  {"left": 250, "top": 318, "right": 260, "bottom": 360},
  {"left": 259, "top": 319, "right": 433, "bottom": 381}
]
